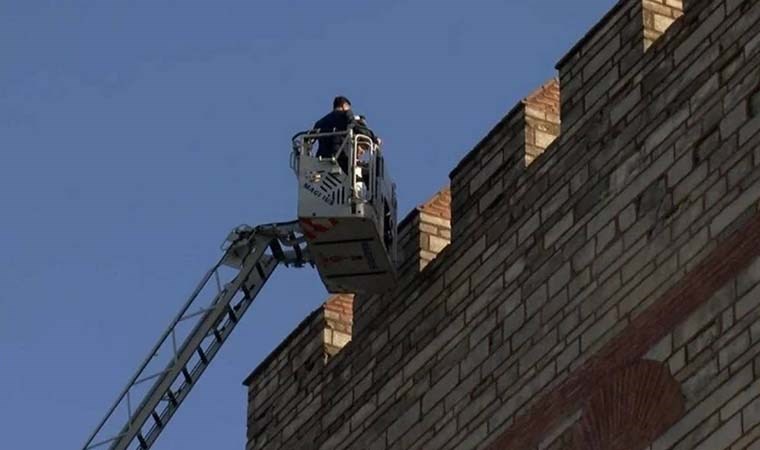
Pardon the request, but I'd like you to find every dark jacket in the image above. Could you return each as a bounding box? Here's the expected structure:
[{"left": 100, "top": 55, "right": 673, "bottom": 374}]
[
  {"left": 353, "top": 116, "right": 379, "bottom": 144},
  {"left": 313, "top": 109, "right": 355, "bottom": 158}
]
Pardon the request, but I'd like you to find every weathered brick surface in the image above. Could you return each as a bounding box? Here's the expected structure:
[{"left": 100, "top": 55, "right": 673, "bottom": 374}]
[
  {"left": 324, "top": 294, "right": 353, "bottom": 358},
  {"left": 353, "top": 187, "right": 452, "bottom": 338},
  {"left": 243, "top": 0, "right": 760, "bottom": 448},
  {"left": 644, "top": 0, "right": 685, "bottom": 49},
  {"left": 524, "top": 79, "right": 561, "bottom": 166},
  {"left": 572, "top": 360, "right": 684, "bottom": 449},
  {"left": 449, "top": 79, "right": 560, "bottom": 241}
]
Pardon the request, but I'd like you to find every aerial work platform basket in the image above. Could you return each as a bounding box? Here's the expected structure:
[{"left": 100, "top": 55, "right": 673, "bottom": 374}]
[{"left": 291, "top": 129, "right": 398, "bottom": 294}]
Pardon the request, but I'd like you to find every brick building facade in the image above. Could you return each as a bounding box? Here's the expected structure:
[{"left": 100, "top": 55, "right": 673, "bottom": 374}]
[{"left": 243, "top": 0, "right": 760, "bottom": 448}]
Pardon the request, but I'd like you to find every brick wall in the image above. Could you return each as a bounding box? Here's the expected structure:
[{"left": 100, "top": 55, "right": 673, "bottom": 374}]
[
  {"left": 323, "top": 294, "right": 353, "bottom": 359},
  {"left": 242, "top": 189, "right": 453, "bottom": 448},
  {"left": 643, "top": 0, "right": 685, "bottom": 49},
  {"left": 449, "top": 78, "right": 560, "bottom": 241},
  {"left": 352, "top": 187, "right": 451, "bottom": 338},
  {"left": 399, "top": 187, "right": 452, "bottom": 273},
  {"left": 243, "top": 0, "right": 760, "bottom": 448},
  {"left": 524, "top": 79, "right": 561, "bottom": 165},
  {"left": 556, "top": 0, "right": 684, "bottom": 134}
]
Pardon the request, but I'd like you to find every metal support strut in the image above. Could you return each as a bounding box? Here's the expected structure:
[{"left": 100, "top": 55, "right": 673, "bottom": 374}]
[{"left": 81, "top": 221, "right": 309, "bottom": 450}]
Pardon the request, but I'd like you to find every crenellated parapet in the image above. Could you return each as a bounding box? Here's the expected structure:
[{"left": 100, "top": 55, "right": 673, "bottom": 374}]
[
  {"left": 243, "top": 0, "right": 760, "bottom": 448},
  {"left": 449, "top": 79, "right": 561, "bottom": 242}
]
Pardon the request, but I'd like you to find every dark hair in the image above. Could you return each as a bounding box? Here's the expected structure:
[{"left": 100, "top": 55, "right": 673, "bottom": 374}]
[{"left": 333, "top": 96, "right": 351, "bottom": 109}]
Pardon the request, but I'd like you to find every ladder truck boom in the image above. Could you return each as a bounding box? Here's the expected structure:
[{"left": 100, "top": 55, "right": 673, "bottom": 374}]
[
  {"left": 82, "top": 222, "right": 309, "bottom": 450},
  {"left": 83, "top": 129, "right": 398, "bottom": 450}
]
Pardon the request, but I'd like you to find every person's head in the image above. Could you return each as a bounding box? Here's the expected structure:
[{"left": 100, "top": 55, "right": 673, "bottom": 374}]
[{"left": 333, "top": 96, "right": 351, "bottom": 111}]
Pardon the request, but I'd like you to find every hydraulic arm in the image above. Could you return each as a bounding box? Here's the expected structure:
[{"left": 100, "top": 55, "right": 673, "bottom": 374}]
[{"left": 82, "top": 221, "right": 309, "bottom": 450}]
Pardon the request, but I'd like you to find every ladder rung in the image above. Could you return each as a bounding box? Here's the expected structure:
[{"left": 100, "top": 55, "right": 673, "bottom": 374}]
[
  {"left": 181, "top": 368, "right": 193, "bottom": 384},
  {"left": 197, "top": 348, "right": 209, "bottom": 365},
  {"left": 166, "top": 391, "right": 178, "bottom": 406},
  {"left": 137, "top": 433, "right": 148, "bottom": 449},
  {"left": 226, "top": 305, "right": 239, "bottom": 323},
  {"left": 209, "top": 328, "right": 222, "bottom": 342},
  {"left": 269, "top": 239, "right": 286, "bottom": 262},
  {"left": 256, "top": 262, "right": 266, "bottom": 279},
  {"left": 151, "top": 411, "right": 163, "bottom": 429}
]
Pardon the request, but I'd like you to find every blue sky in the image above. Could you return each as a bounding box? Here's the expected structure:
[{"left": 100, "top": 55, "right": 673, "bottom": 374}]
[{"left": 0, "top": 1, "right": 617, "bottom": 448}]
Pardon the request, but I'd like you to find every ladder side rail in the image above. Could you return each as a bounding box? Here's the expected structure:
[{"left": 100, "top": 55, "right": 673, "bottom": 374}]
[
  {"left": 138, "top": 248, "right": 278, "bottom": 450},
  {"left": 108, "top": 236, "right": 275, "bottom": 450},
  {"left": 81, "top": 259, "right": 227, "bottom": 450}
]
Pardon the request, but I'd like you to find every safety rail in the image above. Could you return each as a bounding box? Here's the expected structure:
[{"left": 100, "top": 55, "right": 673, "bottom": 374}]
[
  {"left": 291, "top": 129, "right": 382, "bottom": 203},
  {"left": 290, "top": 129, "right": 355, "bottom": 173}
]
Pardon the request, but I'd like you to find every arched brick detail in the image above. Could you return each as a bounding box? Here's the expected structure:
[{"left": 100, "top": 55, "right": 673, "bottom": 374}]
[
  {"left": 488, "top": 208, "right": 760, "bottom": 449},
  {"left": 574, "top": 359, "right": 684, "bottom": 450}
]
